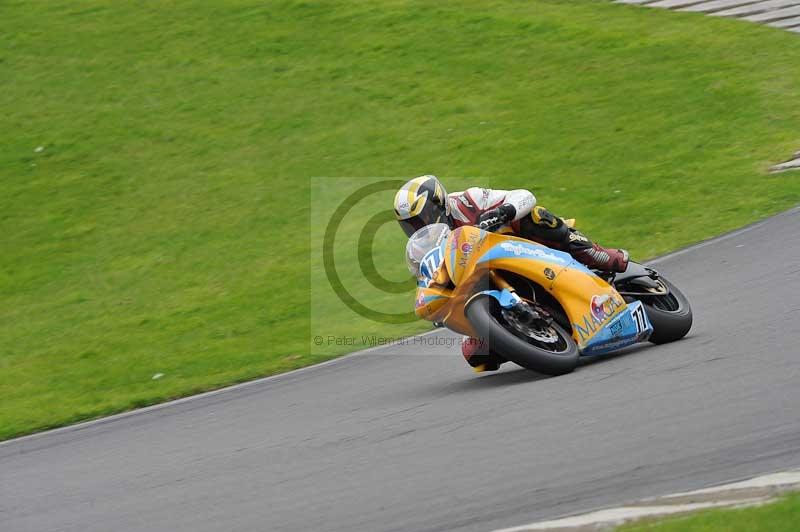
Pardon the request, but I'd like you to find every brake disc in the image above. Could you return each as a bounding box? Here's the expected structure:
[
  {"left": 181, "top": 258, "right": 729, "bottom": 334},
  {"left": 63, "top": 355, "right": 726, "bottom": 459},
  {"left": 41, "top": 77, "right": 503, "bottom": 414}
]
[{"left": 501, "top": 306, "right": 559, "bottom": 344}]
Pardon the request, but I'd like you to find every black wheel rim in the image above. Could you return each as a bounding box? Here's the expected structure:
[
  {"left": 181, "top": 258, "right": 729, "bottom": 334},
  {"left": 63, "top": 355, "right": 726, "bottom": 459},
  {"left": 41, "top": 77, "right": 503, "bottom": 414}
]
[
  {"left": 643, "top": 292, "right": 681, "bottom": 312},
  {"left": 490, "top": 301, "right": 571, "bottom": 354},
  {"left": 619, "top": 278, "right": 682, "bottom": 313}
]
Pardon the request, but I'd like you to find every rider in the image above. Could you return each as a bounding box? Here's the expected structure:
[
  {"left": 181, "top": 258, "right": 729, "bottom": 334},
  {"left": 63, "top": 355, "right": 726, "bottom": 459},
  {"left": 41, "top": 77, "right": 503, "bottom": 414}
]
[
  {"left": 394, "top": 175, "right": 628, "bottom": 272},
  {"left": 394, "top": 174, "right": 630, "bottom": 371}
]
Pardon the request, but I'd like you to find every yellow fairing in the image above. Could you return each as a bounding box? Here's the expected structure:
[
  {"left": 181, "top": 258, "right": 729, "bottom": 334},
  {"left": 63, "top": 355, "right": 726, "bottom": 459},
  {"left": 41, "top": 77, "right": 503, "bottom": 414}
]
[
  {"left": 545, "top": 267, "right": 626, "bottom": 348},
  {"left": 412, "top": 225, "right": 628, "bottom": 347},
  {"left": 414, "top": 285, "right": 452, "bottom": 319}
]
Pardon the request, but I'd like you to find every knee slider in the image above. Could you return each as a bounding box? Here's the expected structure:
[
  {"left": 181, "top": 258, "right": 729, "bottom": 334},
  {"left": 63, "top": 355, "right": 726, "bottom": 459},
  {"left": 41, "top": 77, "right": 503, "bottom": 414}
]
[
  {"left": 528, "top": 206, "right": 569, "bottom": 243},
  {"left": 532, "top": 206, "right": 560, "bottom": 229}
]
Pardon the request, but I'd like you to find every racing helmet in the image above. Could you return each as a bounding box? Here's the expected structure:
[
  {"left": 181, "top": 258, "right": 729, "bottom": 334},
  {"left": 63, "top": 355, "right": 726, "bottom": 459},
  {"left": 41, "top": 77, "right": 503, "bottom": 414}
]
[{"left": 394, "top": 175, "right": 452, "bottom": 238}]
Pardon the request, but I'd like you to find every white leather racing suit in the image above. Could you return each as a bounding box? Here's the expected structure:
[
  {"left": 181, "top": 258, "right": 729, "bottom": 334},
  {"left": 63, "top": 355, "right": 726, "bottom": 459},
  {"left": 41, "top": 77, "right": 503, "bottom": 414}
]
[{"left": 448, "top": 187, "right": 535, "bottom": 229}]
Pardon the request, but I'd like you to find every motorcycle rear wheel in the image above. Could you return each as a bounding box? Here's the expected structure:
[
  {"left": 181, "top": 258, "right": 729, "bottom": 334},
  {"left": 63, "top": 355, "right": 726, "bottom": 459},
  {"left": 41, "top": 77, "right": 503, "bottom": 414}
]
[
  {"left": 466, "top": 296, "right": 579, "bottom": 375},
  {"left": 637, "top": 277, "right": 692, "bottom": 344}
]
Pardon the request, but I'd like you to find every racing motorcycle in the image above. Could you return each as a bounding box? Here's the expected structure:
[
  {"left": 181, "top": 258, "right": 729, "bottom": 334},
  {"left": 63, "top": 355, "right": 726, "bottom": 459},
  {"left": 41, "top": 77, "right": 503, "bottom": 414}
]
[{"left": 407, "top": 223, "right": 692, "bottom": 375}]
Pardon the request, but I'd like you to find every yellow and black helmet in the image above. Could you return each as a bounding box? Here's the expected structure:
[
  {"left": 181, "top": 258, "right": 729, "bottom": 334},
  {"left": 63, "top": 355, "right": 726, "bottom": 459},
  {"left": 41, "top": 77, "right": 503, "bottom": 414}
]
[{"left": 394, "top": 175, "right": 452, "bottom": 237}]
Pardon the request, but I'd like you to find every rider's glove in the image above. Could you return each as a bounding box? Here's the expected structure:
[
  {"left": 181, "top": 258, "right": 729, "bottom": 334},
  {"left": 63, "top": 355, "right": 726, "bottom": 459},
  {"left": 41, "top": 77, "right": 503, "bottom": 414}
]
[{"left": 477, "top": 203, "right": 517, "bottom": 231}]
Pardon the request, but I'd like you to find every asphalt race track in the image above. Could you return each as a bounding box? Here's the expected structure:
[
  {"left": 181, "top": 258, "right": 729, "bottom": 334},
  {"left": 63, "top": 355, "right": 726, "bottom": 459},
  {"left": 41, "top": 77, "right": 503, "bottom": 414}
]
[{"left": 3, "top": 208, "right": 800, "bottom": 532}]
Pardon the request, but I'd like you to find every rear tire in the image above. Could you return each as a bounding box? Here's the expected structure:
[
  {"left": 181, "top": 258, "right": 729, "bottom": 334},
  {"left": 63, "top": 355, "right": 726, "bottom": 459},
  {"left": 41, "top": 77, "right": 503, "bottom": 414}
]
[
  {"left": 466, "top": 296, "right": 579, "bottom": 375},
  {"left": 640, "top": 277, "right": 692, "bottom": 344}
]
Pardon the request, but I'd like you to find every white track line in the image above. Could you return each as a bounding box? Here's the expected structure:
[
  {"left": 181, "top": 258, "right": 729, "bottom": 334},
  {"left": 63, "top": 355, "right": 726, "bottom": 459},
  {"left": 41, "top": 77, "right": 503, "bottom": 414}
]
[
  {"left": 494, "top": 469, "right": 800, "bottom": 531},
  {"left": 0, "top": 329, "right": 442, "bottom": 447},
  {"left": 494, "top": 501, "right": 760, "bottom": 531},
  {"left": 664, "top": 470, "right": 800, "bottom": 495}
]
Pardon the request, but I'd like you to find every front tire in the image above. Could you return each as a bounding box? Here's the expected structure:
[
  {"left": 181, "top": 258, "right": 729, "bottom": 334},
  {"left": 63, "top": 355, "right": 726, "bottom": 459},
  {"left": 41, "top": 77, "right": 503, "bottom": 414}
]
[{"left": 466, "top": 296, "right": 579, "bottom": 375}]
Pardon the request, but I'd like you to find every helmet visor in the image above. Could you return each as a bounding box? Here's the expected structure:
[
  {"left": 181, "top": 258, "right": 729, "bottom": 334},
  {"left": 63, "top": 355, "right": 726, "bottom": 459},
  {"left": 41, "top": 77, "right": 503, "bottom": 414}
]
[{"left": 398, "top": 205, "right": 448, "bottom": 238}]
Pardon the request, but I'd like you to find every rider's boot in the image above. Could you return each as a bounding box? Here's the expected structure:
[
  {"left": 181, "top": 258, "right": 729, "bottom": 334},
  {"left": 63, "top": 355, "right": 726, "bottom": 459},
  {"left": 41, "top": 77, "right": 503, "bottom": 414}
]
[
  {"left": 461, "top": 337, "right": 501, "bottom": 372},
  {"left": 566, "top": 229, "right": 629, "bottom": 273},
  {"left": 517, "top": 206, "right": 629, "bottom": 273}
]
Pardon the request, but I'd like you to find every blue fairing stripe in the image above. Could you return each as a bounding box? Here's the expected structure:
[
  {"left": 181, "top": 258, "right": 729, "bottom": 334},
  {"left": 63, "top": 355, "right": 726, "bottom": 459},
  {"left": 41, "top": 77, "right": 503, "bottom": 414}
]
[
  {"left": 580, "top": 301, "right": 653, "bottom": 356},
  {"left": 477, "top": 241, "right": 593, "bottom": 274}
]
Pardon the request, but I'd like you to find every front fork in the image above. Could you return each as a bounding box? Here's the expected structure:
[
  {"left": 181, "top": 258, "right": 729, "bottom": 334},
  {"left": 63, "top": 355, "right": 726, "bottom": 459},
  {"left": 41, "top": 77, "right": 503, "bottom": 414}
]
[
  {"left": 475, "top": 270, "right": 554, "bottom": 333},
  {"left": 470, "top": 270, "right": 521, "bottom": 309},
  {"left": 472, "top": 271, "right": 544, "bottom": 319},
  {"left": 488, "top": 270, "right": 515, "bottom": 293}
]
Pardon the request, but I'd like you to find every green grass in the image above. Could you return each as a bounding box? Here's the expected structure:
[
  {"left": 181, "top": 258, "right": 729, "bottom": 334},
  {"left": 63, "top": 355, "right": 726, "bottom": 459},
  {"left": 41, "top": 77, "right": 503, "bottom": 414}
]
[
  {"left": 620, "top": 492, "right": 800, "bottom": 531},
  {"left": 2, "top": 0, "right": 800, "bottom": 440}
]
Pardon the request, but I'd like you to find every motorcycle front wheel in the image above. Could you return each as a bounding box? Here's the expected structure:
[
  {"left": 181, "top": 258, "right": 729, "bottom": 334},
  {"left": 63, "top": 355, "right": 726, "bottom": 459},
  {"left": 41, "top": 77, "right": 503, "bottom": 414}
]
[{"left": 466, "top": 296, "right": 579, "bottom": 376}]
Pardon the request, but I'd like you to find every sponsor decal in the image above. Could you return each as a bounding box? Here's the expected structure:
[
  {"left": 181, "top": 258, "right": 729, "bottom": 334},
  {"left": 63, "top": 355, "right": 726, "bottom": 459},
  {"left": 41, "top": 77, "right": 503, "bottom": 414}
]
[
  {"left": 585, "top": 336, "right": 636, "bottom": 353},
  {"left": 457, "top": 231, "right": 481, "bottom": 268},
  {"left": 458, "top": 195, "right": 472, "bottom": 208},
  {"left": 609, "top": 319, "right": 623, "bottom": 337},
  {"left": 500, "top": 242, "right": 567, "bottom": 263},
  {"left": 573, "top": 293, "right": 625, "bottom": 341},
  {"left": 449, "top": 227, "right": 463, "bottom": 251},
  {"left": 480, "top": 215, "right": 502, "bottom": 228},
  {"left": 569, "top": 231, "right": 589, "bottom": 243},
  {"left": 544, "top": 267, "right": 556, "bottom": 281},
  {"left": 590, "top": 294, "right": 612, "bottom": 322},
  {"left": 415, "top": 292, "right": 426, "bottom": 308}
]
